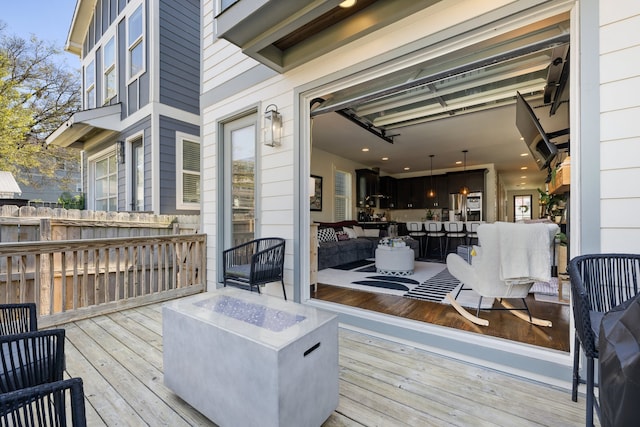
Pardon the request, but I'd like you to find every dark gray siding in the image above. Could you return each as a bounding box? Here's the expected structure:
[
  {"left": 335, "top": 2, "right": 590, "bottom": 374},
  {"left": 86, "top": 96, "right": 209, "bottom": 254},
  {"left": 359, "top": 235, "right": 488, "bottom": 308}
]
[
  {"left": 158, "top": 0, "right": 200, "bottom": 114},
  {"left": 159, "top": 116, "right": 199, "bottom": 215}
]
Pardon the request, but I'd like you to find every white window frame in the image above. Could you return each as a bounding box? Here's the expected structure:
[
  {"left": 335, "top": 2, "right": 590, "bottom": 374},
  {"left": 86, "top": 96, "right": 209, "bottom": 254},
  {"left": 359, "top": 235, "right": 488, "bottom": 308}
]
[
  {"left": 88, "top": 147, "right": 119, "bottom": 212},
  {"left": 125, "top": 131, "right": 145, "bottom": 211},
  {"left": 334, "top": 169, "right": 352, "bottom": 221},
  {"left": 102, "top": 35, "right": 117, "bottom": 104},
  {"left": 127, "top": 4, "right": 145, "bottom": 83},
  {"left": 85, "top": 59, "right": 96, "bottom": 109},
  {"left": 176, "top": 132, "right": 201, "bottom": 210}
]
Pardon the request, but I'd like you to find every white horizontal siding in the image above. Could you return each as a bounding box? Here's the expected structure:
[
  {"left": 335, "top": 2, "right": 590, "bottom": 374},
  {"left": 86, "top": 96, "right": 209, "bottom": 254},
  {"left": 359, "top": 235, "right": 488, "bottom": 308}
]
[
  {"left": 599, "top": 0, "right": 640, "bottom": 26},
  {"left": 599, "top": 1, "right": 640, "bottom": 252},
  {"left": 601, "top": 77, "right": 640, "bottom": 112},
  {"left": 599, "top": 14, "right": 640, "bottom": 53},
  {"left": 600, "top": 45, "right": 640, "bottom": 83},
  {"left": 601, "top": 138, "right": 640, "bottom": 169}
]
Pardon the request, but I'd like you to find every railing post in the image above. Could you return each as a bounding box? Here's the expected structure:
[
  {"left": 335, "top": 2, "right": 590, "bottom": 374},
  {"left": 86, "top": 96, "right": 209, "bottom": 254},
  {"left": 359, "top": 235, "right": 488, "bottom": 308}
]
[{"left": 39, "top": 219, "right": 52, "bottom": 315}]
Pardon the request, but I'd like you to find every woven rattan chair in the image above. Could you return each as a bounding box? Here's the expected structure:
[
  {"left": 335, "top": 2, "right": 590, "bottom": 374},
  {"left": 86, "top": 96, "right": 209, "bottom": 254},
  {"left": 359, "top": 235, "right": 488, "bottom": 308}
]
[
  {"left": 0, "top": 329, "right": 66, "bottom": 393},
  {"left": 0, "top": 303, "right": 38, "bottom": 336},
  {"left": 568, "top": 254, "right": 640, "bottom": 427},
  {"left": 223, "top": 238, "right": 287, "bottom": 300},
  {"left": 0, "top": 378, "right": 86, "bottom": 426}
]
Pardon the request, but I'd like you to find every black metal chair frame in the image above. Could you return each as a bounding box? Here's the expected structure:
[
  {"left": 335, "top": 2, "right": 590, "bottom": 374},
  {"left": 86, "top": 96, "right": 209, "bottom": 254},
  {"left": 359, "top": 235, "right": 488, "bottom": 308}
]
[
  {"left": 223, "top": 238, "right": 287, "bottom": 300},
  {"left": 0, "top": 329, "right": 66, "bottom": 393},
  {"left": 0, "top": 378, "right": 87, "bottom": 426},
  {"left": 0, "top": 303, "right": 38, "bottom": 336},
  {"left": 444, "top": 221, "right": 467, "bottom": 256},
  {"left": 568, "top": 253, "right": 640, "bottom": 427}
]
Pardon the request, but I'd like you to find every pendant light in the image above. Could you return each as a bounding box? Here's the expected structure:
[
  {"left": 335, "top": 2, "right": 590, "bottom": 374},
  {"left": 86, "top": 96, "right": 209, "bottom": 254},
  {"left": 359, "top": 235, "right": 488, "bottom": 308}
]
[
  {"left": 459, "top": 150, "right": 470, "bottom": 195},
  {"left": 427, "top": 154, "right": 436, "bottom": 198}
]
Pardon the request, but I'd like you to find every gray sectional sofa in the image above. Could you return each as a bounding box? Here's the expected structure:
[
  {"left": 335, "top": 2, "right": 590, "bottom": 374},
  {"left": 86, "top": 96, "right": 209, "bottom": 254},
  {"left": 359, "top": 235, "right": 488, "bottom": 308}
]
[{"left": 316, "top": 221, "right": 418, "bottom": 270}]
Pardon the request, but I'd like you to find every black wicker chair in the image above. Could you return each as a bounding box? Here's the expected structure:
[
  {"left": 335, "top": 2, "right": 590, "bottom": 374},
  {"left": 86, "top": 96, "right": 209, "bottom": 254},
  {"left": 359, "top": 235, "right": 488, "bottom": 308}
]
[
  {"left": 568, "top": 254, "right": 640, "bottom": 427},
  {"left": 0, "top": 329, "right": 66, "bottom": 393},
  {"left": 0, "top": 303, "right": 38, "bottom": 336},
  {"left": 0, "top": 378, "right": 86, "bottom": 426},
  {"left": 223, "top": 238, "right": 287, "bottom": 300}
]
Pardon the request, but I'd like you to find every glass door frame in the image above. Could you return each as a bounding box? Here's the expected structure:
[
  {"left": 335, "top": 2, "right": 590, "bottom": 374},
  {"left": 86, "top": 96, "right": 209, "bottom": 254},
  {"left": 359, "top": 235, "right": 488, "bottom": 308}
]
[{"left": 218, "top": 110, "right": 260, "bottom": 282}]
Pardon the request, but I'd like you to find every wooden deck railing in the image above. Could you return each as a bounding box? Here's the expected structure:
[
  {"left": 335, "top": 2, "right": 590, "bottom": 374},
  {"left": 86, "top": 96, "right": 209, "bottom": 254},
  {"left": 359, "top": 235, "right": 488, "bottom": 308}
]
[{"left": 0, "top": 234, "right": 206, "bottom": 327}]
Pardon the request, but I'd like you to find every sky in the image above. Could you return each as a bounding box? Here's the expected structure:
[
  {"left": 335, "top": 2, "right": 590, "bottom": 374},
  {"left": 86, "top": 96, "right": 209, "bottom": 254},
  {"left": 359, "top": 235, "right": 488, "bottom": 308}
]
[{"left": 1, "top": 0, "right": 78, "bottom": 64}]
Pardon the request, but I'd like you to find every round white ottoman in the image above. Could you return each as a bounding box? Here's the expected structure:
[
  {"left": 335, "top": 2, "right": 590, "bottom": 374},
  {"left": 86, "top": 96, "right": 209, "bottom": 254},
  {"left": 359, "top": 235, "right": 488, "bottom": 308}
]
[{"left": 375, "top": 246, "right": 414, "bottom": 276}]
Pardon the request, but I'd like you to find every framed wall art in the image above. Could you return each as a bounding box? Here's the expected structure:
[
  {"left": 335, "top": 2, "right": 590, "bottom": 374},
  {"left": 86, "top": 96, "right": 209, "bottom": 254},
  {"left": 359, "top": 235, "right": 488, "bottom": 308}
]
[{"left": 310, "top": 175, "right": 322, "bottom": 211}]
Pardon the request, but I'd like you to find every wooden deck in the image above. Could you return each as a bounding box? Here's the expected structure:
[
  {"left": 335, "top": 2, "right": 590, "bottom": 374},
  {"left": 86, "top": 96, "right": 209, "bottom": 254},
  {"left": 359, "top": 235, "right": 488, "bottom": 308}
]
[{"left": 60, "top": 300, "right": 592, "bottom": 426}]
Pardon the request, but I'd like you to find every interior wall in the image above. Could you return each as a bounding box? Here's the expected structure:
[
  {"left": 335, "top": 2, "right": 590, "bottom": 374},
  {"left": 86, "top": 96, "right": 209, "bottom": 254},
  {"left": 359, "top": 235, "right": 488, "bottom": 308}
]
[
  {"left": 506, "top": 189, "right": 542, "bottom": 222},
  {"left": 310, "top": 147, "right": 371, "bottom": 223}
]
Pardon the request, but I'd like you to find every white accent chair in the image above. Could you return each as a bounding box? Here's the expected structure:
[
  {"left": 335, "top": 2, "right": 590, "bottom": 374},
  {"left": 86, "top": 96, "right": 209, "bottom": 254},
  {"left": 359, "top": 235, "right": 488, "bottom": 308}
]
[{"left": 445, "top": 222, "right": 559, "bottom": 326}]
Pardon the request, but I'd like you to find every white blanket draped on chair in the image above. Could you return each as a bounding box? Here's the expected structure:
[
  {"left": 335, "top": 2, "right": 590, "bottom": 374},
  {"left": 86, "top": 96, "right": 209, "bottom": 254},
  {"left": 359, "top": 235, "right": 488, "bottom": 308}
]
[{"left": 496, "top": 222, "right": 554, "bottom": 286}]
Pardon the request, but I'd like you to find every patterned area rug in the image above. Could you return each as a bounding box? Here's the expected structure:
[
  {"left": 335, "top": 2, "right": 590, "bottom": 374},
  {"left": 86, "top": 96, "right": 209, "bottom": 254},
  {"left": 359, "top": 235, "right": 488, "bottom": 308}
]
[
  {"left": 317, "top": 260, "right": 445, "bottom": 296},
  {"left": 404, "top": 268, "right": 494, "bottom": 309},
  {"left": 318, "top": 260, "right": 492, "bottom": 308}
]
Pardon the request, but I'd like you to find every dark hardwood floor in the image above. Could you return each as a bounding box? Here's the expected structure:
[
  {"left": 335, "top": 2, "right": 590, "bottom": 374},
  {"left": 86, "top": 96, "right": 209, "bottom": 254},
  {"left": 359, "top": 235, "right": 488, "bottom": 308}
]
[{"left": 312, "top": 283, "right": 571, "bottom": 352}]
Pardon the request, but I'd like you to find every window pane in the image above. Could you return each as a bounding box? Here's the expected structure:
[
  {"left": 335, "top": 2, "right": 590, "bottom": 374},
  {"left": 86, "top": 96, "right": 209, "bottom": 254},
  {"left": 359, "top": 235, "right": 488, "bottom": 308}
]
[
  {"left": 130, "top": 42, "right": 143, "bottom": 76},
  {"left": 85, "top": 61, "right": 95, "bottom": 87},
  {"left": 128, "top": 6, "right": 143, "bottom": 45},
  {"left": 105, "top": 69, "right": 116, "bottom": 100},
  {"left": 87, "top": 88, "right": 95, "bottom": 108},
  {"left": 183, "top": 140, "right": 200, "bottom": 172},
  {"left": 183, "top": 173, "right": 200, "bottom": 203},
  {"left": 104, "top": 38, "right": 115, "bottom": 68}
]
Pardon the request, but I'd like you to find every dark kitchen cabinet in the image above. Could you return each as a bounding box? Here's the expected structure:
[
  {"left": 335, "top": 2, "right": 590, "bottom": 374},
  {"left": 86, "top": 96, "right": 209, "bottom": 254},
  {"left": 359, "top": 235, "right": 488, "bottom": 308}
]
[
  {"left": 425, "top": 174, "right": 448, "bottom": 208},
  {"left": 379, "top": 176, "right": 397, "bottom": 209},
  {"left": 356, "top": 169, "right": 379, "bottom": 208},
  {"left": 397, "top": 177, "right": 426, "bottom": 209},
  {"left": 446, "top": 169, "right": 486, "bottom": 196}
]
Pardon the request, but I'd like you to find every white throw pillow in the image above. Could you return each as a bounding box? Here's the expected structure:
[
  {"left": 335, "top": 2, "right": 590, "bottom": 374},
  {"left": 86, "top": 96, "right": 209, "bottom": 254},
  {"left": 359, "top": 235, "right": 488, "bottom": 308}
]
[
  {"left": 352, "top": 225, "right": 365, "bottom": 237},
  {"left": 363, "top": 228, "right": 380, "bottom": 237},
  {"left": 343, "top": 227, "right": 357, "bottom": 239}
]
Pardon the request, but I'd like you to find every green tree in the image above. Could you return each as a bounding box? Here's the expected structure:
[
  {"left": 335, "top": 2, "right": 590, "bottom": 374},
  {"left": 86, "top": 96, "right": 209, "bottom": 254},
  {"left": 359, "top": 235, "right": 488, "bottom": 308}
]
[{"left": 0, "top": 23, "right": 81, "bottom": 189}]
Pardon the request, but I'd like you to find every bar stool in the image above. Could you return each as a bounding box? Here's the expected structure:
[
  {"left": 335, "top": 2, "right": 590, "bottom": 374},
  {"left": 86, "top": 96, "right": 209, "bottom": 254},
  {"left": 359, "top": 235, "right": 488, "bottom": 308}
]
[
  {"left": 424, "top": 221, "right": 445, "bottom": 260},
  {"left": 465, "top": 221, "right": 483, "bottom": 246},
  {"left": 406, "top": 222, "right": 426, "bottom": 258},
  {"left": 444, "top": 221, "right": 466, "bottom": 255}
]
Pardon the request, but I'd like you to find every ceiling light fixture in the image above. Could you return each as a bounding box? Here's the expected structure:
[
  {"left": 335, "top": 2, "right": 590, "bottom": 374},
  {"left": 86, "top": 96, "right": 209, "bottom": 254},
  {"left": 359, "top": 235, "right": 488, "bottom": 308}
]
[
  {"left": 339, "top": 0, "right": 357, "bottom": 8},
  {"left": 362, "top": 148, "right": 369, "bottom": 152},
  {"left": 427, "top": 155, "right": 436, "bottom": 198},
  {"left": 459, "top": 150, "right": 470, "bottom": 196}
]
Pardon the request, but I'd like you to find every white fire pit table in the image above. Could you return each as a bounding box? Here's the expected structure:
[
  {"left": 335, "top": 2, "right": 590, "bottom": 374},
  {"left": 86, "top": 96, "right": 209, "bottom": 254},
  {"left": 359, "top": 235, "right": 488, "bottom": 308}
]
[
  {"left": 375, "top": 245, "right": 415, "bottom": 276},
  {"left": 163, "top": 288, "right": 338, "bottom": 427}
]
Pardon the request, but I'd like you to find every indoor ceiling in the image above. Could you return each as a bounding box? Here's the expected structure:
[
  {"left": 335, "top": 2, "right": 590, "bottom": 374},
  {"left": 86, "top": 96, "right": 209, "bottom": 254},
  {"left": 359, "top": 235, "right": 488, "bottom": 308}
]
[{"left": 311, "top": 14, "right": 571, "bottom": 191}]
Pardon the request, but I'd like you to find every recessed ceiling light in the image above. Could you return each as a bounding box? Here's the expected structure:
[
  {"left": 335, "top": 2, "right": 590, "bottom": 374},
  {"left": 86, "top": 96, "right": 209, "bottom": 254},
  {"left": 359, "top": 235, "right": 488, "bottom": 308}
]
[
  {"left": 339, "top": 0, "right": 357, "bottom": 8},
  {"left": 520, "top": 176, "right": 527, "bottom": 179},
  {"left": 362, "top": 148, "right": 369, "bottom": 152},
  {"left": 520, "top": 153, "right": 529, "bottom": 157},
  {"left": 521, "top": 182, "right": 526, "bottom": 185},
  {"left": 381, "top": 157, "right": 389, "bottom": 161},
  {"left": 455, "top": 161, "right": 462, "bottom": 165},
  {"left": 404, "top": 167, "right": 410, "bottom": 171},
  {"left": 520, "top": 137, "right": 524, "bottom": 140},
  {"left": 520, "top": 166, "right": 528, "bottom": 170}
]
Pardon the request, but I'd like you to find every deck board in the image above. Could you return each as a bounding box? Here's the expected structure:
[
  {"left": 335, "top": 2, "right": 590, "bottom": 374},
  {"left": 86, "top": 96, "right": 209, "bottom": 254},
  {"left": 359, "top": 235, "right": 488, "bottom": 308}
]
[{"left": 58, "top": 300, "right": 592, "bottom": 426}]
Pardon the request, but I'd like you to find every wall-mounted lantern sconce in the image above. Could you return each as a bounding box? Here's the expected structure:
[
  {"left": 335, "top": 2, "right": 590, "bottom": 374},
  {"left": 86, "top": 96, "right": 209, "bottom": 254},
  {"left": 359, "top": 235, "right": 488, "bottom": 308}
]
[
  {"left": 263, "top": 104, "right": 282, "bottom": 147},
  {"left": 116, "top": 141, "right": 125, "bottom": 164}
]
